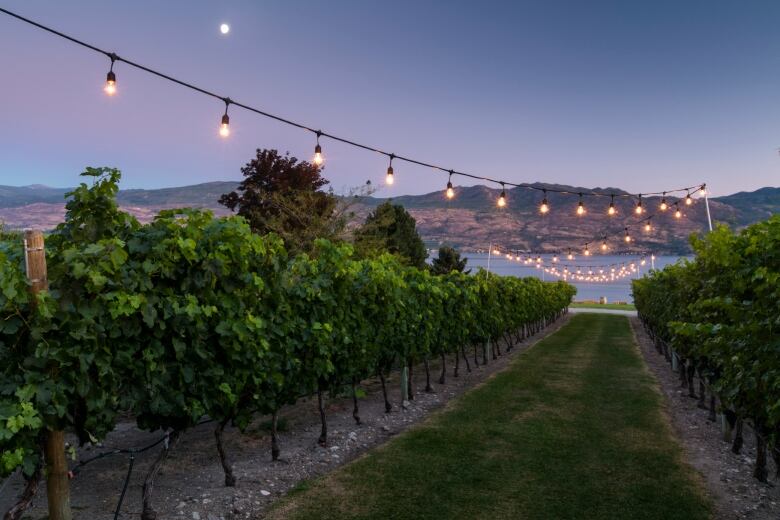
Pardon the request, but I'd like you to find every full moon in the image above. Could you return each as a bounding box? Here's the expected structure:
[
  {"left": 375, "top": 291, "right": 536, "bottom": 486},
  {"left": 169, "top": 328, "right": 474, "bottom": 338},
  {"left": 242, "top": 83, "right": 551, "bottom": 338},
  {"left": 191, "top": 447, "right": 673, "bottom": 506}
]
[{"left": 220, "top": 23, "right": 230, "bottom": 34}]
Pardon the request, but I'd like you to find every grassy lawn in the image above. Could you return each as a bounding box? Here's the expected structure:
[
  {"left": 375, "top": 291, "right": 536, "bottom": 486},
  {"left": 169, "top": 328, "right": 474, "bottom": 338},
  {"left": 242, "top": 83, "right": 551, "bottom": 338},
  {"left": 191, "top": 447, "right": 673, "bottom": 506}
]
[
  {"left": 570, "top": 301, "right": 637, "bottom": 311},
  {"left": 268, "top": 314, "right": 710, "bottom": 520}
]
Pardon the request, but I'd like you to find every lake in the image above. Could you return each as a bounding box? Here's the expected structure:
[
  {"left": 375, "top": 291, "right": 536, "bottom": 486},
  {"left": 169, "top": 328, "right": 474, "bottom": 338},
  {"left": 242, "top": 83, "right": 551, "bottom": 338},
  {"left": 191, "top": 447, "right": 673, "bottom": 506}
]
[{"left": 460, "top": 253, "right": 684, "bottom": 303}]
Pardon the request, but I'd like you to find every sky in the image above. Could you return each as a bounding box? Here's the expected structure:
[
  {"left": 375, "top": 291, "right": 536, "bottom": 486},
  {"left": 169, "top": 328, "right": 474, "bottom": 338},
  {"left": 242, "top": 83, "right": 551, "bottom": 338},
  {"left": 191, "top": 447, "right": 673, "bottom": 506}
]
[{"left": 0, "top": 0, "right": 778, "bottom": 197}]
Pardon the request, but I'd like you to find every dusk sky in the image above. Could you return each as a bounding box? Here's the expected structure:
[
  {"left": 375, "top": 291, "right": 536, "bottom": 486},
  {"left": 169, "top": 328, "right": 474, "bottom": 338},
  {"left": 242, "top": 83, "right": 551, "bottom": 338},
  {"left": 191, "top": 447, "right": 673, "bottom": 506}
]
[{"left": 1, "top": 0, "right": 779, "bottom": 197}]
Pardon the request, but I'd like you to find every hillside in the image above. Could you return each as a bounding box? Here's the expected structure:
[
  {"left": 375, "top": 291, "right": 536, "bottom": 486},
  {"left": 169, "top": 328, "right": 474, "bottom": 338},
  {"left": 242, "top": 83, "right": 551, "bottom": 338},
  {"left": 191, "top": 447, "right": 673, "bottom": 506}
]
[{"left": 0, "top": 182, "right": 777, "bottom": 254}]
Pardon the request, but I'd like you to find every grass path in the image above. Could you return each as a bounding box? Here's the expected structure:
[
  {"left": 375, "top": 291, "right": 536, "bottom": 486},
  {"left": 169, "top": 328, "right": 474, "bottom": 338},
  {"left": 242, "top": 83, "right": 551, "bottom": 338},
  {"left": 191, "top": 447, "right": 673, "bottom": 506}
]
[{"left": 268, "top": 314, "right": 711, "bottom": 520}]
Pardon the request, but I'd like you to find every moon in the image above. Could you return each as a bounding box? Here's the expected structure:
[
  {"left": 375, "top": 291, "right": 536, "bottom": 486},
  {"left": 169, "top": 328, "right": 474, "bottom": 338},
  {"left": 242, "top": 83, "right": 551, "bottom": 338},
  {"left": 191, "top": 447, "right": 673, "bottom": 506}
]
[{"left": 220, "top": 23, "right": 230, "bottom": 35}]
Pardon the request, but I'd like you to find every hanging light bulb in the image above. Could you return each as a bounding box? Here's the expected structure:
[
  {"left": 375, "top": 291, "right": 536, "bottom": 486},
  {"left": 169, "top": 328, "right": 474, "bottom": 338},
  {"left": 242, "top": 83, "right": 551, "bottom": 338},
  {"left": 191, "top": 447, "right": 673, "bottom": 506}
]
[
  {"left": 219, "top": 99, "right": 231, "bottom": 138},
  {"left": 497, "top": 183, "right": 507, "bottom": 207},
  {"left": 601, "top": 237, "right": 608, "bottom": 251},
  {"left": 644, "top": 217, "right": 652, "bottom": 232},
  {"left": 660, "top": 192, "right": 668, "bottom": 211},
  {"left": 584, "top": 244, "right": 591, "bottom": 256},
  {"left": 685, "top": 192, "right": 693, "bottom": 205},
  {"left": 674, "top": 203, "right": 682, "bottom": 219},
  {"left": 446, "top": 171, "right": 455, "bottom": 199},
  {"left": 539, "top": 189, "right": 549, "bottom": 214},
  {"left": 699, "top": 184, "right": 707, "bottom": 196},
  {"left": 552, "top": 255, "right": 558, "bottom": 263},
  {"left": 577, "top": 193, "right": 586, "bottom": 215},
  {"left": 608, "top": 194, "right": 616, "bottom": 216},
  {"left": 313, "top": 131, "right": 324, "bottom": 166},
  {"left": 104, "top": 53, "right": 117, "bottom": 95},
  {"left": 567, "top": 248, "right": 574, "bottom": 261},
  {"left": 624, "top": 227, "right": 632, "bottom": 243},
  {"left": 386, "top": 154, "right": 395, "bottom": 185},
  {"left": 635, "top": 194, "right": 644, "bottom": 215}
]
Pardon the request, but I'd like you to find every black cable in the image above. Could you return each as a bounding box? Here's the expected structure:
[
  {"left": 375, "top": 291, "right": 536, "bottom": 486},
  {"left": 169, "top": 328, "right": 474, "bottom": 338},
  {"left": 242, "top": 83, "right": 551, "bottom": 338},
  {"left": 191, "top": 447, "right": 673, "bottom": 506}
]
[
  {"left": 113, "top": 452, "right": 134, "bottom": 520},
  {"left": 0, "top": 6, "right": 705, "bottom": 201}
]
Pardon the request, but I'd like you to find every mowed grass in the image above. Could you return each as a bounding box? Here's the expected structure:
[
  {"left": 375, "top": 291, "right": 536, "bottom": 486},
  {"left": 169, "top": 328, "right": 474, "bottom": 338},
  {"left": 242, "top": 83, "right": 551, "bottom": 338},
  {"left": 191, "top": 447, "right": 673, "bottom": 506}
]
[{"left": 268, "top": 314, "right": 710, "bottom": 520}]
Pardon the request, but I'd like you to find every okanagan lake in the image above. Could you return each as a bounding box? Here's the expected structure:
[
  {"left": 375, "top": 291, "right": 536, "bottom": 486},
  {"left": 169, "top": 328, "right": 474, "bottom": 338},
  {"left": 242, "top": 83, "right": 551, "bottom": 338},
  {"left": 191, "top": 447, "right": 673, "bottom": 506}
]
[{"left": 460, "top": 253, "right": 683, "bottom": 303}]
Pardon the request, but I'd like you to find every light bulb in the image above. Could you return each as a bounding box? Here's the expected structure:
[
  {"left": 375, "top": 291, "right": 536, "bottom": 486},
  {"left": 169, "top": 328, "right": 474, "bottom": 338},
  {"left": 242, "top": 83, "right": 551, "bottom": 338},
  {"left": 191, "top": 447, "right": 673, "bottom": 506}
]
[
  {"left": 219, "top": 113, "right": 230, "bottom": 138},
  {"left": 699, "top": 184, "right": 707, "bottom": 196},
  {"left": 446, "top": 182, "right": 454, "bottom": 199},
  {"left": 685, "top": 193, "right": 693, "bottom": 205},
  {"left": 660, "top": 196, "right": 668, "bottom": 211},
  {"left": 608, "top": 194, "right": 616, "bottom": 216},
  {"left": 540, "top": 198, "right": 549, "bottom": 214},
  {"left": 601, "top": 240, "right": 608, "bottom": 251},
  {"left": 635, "top": 196, "right": 644, "bottom": 215},
  {"left": 567, "top": 250, "right": 574, "bottom": 260},
  {"left": 313, "top": 143, "right": 323, "bottom": 166},
  {"left": 625, "top": 233, "right": 632, "bottom": 243},
  {"left": 675, "top": 208, "right": 682, "bottom": 219},
  {"left": 386, "top": 165, "right": 394, "bottom": 185},
  {"left": 497, "top": 185, "right": 507, "bottom": 207},
  {"left": 104, "top": 71, "right": 116, "bottom": 95},
  {"left": 644, "top": 222, "right": 652, "bottom": 232},
  {"left": 584, "top": 246, "right": 591, "bottom": 256},
  {"left": 577, "top": 202, "right": 585, "bottom": 215}
]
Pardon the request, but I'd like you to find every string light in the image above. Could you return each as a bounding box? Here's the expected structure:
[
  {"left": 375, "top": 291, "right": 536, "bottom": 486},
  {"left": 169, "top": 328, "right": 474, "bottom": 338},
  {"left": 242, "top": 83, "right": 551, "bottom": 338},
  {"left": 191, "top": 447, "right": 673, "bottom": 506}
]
[
  {"left": 635, "top": 194, "right": 644, "bottom": 215},
  {"left": 104, "top": 53, "right": 117, "bottom": 95},
  {"left": 601, "top": 237, "right": 608, "bottom": 251},
  {"left": 660, "top": 193, "right": 668, "bottom": 211},
  {"left": 313, "top": 131, "right": 324, "bottom": 166},
  {"left": 576, "top": 193, "right": 585, "bottom": 216},
  {"left": 219, "top": 99, "right": 231, "bottom": 138},
  {"left": 583, "top": 243, "right": 591, "bottom": 256},
  {"left": 445, "top": 171, "right": 454, "bottom": 199},
  {"left": 539, "top": 189, "right": 549, "bottom": 214},
  {"left": 386, "top": 154, "right": 395, "bottom": 185},
  {"left": 644, "top": 218, "right": 652, "bottom": 232},
  {"left": 624, "top": 227, "right": 632, "bottom": 243},
  {"left": 552, "top": 255, "right": 558, "bottom": 263},
  {"left": 675, "top": 203, "right": 682, "bottom": 219},
  {"left": 0, "top": 5, "right": 711, "bottom": 257},
  {"left": 0, "top": 7, "right": 704, "bottom": 221},
  {"left": 567, "top": 249, "right": 574, "bottom": 261},
  {"left": 699, "top": 184, "right": 707, "bottom": 196},
  {"left": 497, "top": 183, "right": 507, "bottom": 207}
]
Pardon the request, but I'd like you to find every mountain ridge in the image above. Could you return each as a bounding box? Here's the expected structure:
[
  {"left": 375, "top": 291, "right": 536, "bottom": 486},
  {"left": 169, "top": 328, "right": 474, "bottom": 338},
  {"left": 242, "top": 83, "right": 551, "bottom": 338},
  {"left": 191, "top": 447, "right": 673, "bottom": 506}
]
[{"left": 0, "top": 182, "right": 777, "bottom": 254}]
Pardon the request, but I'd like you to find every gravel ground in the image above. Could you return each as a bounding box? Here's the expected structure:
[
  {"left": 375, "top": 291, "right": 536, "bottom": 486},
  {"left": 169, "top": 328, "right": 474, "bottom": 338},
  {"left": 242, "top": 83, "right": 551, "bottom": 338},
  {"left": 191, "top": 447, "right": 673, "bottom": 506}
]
[
  {"left": 0, "top": 316, "right": 571, "bottom": 520},
  {"left": 630, "top": 317, "right": 780, "bottom": 520}
]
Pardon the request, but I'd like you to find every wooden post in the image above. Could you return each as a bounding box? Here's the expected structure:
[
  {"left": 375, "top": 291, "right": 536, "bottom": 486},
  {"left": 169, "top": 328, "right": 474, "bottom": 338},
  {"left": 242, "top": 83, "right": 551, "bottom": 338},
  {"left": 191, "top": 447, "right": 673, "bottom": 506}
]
[{"left": 24, "top": 230, "right": 72, "bottom": 520}]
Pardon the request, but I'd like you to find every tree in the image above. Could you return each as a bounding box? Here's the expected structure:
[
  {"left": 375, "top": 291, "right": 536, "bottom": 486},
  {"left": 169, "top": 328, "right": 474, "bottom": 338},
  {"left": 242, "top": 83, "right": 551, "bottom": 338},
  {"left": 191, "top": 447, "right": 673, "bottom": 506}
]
[
  {"left": 219, "top": 149, "right": 344, "bottom": 253},
  {"left": 430, "top": 246, "right": 469, "bottom": 275},
  {"left": 353, "top": 202, "right": 427, "bottom": 268}
]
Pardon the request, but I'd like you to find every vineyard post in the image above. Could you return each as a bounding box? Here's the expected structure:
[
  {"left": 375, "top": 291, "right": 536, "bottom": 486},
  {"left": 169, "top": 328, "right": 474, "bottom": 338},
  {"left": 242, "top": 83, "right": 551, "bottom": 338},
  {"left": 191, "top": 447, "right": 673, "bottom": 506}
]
[
  {"left": 24, "top": 229, "right": 72, "bottom": 520},
  {"left": 401, "top": 367, "right": 409, "bottom": 406}
]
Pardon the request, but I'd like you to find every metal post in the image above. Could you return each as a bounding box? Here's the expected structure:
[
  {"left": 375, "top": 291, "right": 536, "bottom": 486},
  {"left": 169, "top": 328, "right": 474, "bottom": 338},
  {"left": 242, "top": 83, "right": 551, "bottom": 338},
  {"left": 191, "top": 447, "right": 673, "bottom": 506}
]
[
  {"left": 704, "top": 194, "right": 713, "bottom": 232},
  {"left": 486, "top": 242, "right": 492, "bottom": 277}
]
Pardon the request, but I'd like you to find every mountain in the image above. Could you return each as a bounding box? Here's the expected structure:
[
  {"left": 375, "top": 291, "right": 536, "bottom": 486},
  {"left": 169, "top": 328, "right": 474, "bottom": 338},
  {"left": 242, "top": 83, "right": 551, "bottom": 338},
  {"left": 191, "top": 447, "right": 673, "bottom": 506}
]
[
  {"left": 712, "top": 187, "right": 780, "bottom": 226},
  {"left": 0, "top": 182, "right": 777, "bottom": 254}
]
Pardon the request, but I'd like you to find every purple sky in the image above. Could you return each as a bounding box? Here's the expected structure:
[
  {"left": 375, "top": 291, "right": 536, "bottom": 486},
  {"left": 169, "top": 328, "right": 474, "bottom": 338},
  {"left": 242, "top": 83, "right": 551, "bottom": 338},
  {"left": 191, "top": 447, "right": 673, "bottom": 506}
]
[{"left": 1, "top": 0, "right": 779, "bottom": 197}]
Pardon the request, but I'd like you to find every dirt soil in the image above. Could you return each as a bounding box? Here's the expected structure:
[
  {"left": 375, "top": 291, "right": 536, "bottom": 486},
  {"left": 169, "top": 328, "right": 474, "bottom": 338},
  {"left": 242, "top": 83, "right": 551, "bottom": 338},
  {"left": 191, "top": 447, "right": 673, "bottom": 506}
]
[
  {"left": 0, "top": 316, "right": 571, "bottom": 520},
  {"left": 630, "top": 317, "right": 780, "bottom": 520}
]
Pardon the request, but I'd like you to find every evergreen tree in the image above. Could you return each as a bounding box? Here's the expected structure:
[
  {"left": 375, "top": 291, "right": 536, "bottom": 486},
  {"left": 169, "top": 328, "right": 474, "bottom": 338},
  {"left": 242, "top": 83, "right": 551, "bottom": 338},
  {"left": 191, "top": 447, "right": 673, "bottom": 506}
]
[{"left": 354, "top": 201, "right": 427, "bottom": 268}]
